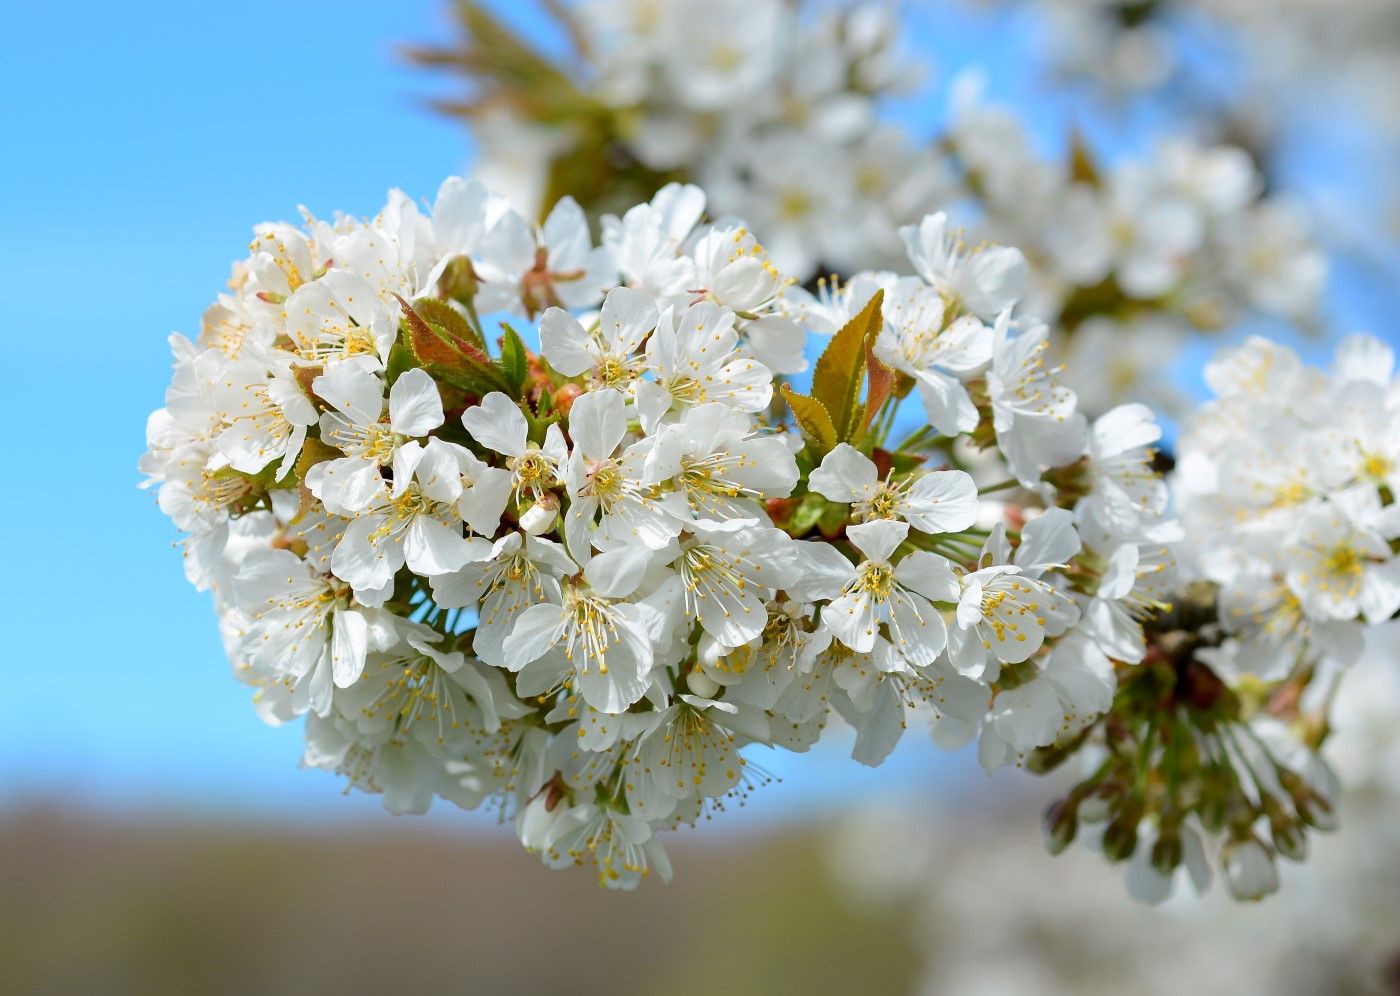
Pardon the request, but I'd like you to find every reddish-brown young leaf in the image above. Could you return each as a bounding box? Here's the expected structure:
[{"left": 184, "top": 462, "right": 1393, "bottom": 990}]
[
  {"left": 393, "top": 292, "right": 494, "bottom": 368},
  {"left": 858, "top": 341, "right": 895, "bottom": 441}
]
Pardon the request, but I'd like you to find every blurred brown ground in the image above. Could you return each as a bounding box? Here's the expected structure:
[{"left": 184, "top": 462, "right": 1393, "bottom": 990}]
[{"left": 0, "top": 806, "right": 918, "bottom": 996}]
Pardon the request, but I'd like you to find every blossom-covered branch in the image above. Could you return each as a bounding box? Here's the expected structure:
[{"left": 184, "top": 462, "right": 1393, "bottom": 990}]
[
  {"left": 142, "top": 175, "right": 1198, "bottom": 890},
  {"left": 407, "top": 0, "right": 1326, "bottom": 416},
  {"left": 142, "top": 172, "right": 1383, "bottom": 899}
]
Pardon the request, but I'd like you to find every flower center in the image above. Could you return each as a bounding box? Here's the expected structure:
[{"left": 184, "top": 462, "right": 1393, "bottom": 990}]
[
  {"left": 867, "top": 485, "right": 901, "bottom": 520},
  {"left": 362, "top": 423, "right": 402, "bottom": 462},
  {"left": 857, "top": 562, "right": 896, "bottom": 598},
  {"left": 593, "top": 355, "right": 633, "bottom": 389},
  {"left": 1362, "top": 451, "right": 1394, "bottom": 483}
]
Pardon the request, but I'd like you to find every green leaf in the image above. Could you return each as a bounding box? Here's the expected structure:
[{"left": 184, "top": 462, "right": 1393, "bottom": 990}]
[
  {"left": 812, "top": 289, "right": 884, "bottom": 444},
  {"left": 411, "top": 1, "right": 597, "bottom": 124},
  {"left": 395, "top": 293, "right": 477, "bottom": 366},
  {"left": 817, "top": 500, "right": 850, "bottom": 540},
  {"left": 788, "top": 494, "right": 828, "bottom": 537},
  {"left": 500, "top": 322, "right": 529, "bottom": 396},
  {"left": 780, "top": 384, "right": 836, "bottom": 455},
  {"left": 384, "top": 342, "right": 415, "bottom": 385},
  {"left": 413, "top": 296, "right": 486, "bottom": 351},
  {"left": 787, "top": 494, "right": 852, "bottom": 540}
]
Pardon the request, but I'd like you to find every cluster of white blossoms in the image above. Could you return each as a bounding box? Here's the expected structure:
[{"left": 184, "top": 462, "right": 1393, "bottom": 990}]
[
  {"left": 427, "top": 0, "right": 945, "bottom": 280},
  {"left": 143, "top": 174, "right": 1199, "bottom": 889},
  {"left": 1176, "top": 334, "right": 1400, "bottom": 682},
  {"left": 940, "top": 81, "right": 1325, "bottom": 416},
  {"left": 413, "top": 2, "right": 1326, "bottom": 420},
  {"left": 1027, "top": 334, "right": 1400, "bottom": 905},
  {"left": 1023, "top": 0, "right": 1400, "bottom": 139}
]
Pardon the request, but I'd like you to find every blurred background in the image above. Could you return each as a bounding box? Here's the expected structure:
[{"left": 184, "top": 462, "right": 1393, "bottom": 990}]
[{"left": 2, "top": 1, "right": 1399, "bottom": 992}]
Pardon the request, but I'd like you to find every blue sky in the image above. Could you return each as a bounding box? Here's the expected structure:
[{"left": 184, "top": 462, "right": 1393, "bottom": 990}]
[{"left": 0, "top": 1, "right": 1393, "bottom": 830}]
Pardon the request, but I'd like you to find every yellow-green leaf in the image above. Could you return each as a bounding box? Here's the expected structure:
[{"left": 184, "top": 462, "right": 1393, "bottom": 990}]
[
  {"left": 1069, "top": 130, "right": 1099, "bottom": 185},
  {"left": 812, "top": 289, "right": 884, "bottom": 444},
  {"left": 780, "top": 384, "right": 836, "bottom": 455}
]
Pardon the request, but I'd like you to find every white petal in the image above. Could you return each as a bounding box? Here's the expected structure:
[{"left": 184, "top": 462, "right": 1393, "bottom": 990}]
[
  {"left": 585, "top": 546, "right": 653, "bottom": 599},
  {"left": 1360, "top": 556, "right": 1400, "bottom": 624},
  {"left": 846, "top": 519, "right": 909, "bottom": 564},
  {"left": 808, "top": 443, "right": 877, "bottom": 502},
  {"left": 538, "top": 308, "right": 594, "bottom": 376},
  {"left": 568, "top": 388, "right": 627, "bottom": 461},
  {"left": 461, "top": 392, "right": 527, "bottom": 456},
  {"left": 784, "top": 542, "right": 856, "bottom": 601},
  {"left": 914, "top": 370, "right": 978, "bottom": 436},
  {"left": 404, "top": 516, "right": 475, "bottom": 576},
  {"left": 889, "top": 592, "right": 947, "bottom": 665},
  {"left": 1015, "top": 508, "right": 1081, "bottom": 575},
  {"left": 331, "top": 516, "right": 397, "bottom": 592},
  {"left": 389, "top": 368, "right": 446, "bottom": 436},
  {"left": 825, "top": 591, "right": 875, "bottom": 652},
  {"left": 988, "top": 677, "right": 1061, "bottom": 754},
  {"left": 1097, "top": 544, "right": 1140, "bottom": 601},
  {"left": 903, "top": 470, "right": 979, "bottom": 534},
  {"left": 502, "top": 603, "right": 566, "bottom": 670},
  {"left": 895, "top": 552, "right": 960, "bottom": 602},
  {"left": 1092, "top": 403, "right": 1161, "bottom": 458},
  {"left": 458, "top": 468, "right": 513, "bottom": 535},
  {"left": 331, "top": 609, "right": 370, "bottom": 687},
  {"left": 313, "top": 359, "right": 383, "bottom": 427},
  {"left": 598, "top": 285, "right": 659, "bottom": 354}
]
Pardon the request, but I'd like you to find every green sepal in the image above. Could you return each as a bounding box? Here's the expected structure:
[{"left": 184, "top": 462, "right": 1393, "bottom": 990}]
[
  {"left": 888, "top": 450, "right": 928, "bottom": 475},
  {"left": 787, "top": 493, "right": 849, "bottom": 539},
  {"left": 290, "top": 435, "right": 343, "bottom": 522},
  {"left": 292, "top": 364, "right": 329, "bottom": 414}
]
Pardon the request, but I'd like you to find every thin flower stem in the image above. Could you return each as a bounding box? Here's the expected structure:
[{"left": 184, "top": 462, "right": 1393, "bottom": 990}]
[
  {"left": 978, "top": 478, "right": 1020, "bottom": 496},
  {"left": 896, "top": 424, "right": 933, "bottom": 452}
]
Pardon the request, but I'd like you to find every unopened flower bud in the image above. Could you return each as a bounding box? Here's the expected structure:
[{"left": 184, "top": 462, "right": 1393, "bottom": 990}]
[
  {"left": 1043, "top": 796, "right": 1080, "bottom": 856},
  {"left": 1277, "top": 766, "right": 1338, "bottom": 831},
  {"left": 1102, "top": 801, "right": 1144, "bottom": 863},
  {"left": 1150, "top": 815, "right": 1183, "bottom": 877},
  {"left": 552, "top": 383, "right": 584, "bottom": 415},
  {"left": 1270, "top": 815, "right": 1308, "bottom": 862},
  {"left": 1222, "top": 836, "right": 1280, "bottom": 901},
  {"left": 1297, "top": 791, "right": 1338, "bottom": 832},
  {"left": 439, "top": 254, "right": 479, "bottom": 302},
  {"left": 686, "top": 668, "right": 721, "bottom": 699},
  {"left": 520, "top": 494, "right": 559, "bottom": 535}
]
